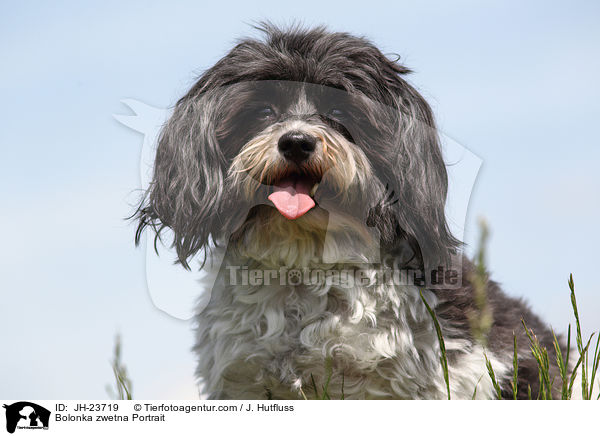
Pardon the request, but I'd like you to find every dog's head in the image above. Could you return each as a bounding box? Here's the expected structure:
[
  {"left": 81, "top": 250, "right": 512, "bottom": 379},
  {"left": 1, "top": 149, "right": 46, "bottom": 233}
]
[{"left": 135, "top": 24, "right": 459, "bottom": 271}]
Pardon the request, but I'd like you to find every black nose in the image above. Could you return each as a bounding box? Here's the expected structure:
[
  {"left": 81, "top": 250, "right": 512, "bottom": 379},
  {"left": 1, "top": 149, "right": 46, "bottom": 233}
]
[{"left": 277, "top": 131, "right": 316, "bottom": 164}]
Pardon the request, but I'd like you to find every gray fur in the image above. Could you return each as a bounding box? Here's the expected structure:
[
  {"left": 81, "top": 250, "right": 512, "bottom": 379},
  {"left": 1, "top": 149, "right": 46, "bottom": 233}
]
[{"left": 135, "top": 23, "right": 567, "bottom": 399}]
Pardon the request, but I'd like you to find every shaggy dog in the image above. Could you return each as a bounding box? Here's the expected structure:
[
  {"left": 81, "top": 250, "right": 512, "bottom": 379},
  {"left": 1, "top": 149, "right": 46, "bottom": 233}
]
[{"left": 135, "top": 24, "right": 567, "bottom": 399}]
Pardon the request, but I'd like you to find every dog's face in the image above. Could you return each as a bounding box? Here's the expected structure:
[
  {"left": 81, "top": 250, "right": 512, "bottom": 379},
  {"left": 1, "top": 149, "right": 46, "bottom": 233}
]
[{"left": 136, "top": 25, "right": 458, "bottom": 271}]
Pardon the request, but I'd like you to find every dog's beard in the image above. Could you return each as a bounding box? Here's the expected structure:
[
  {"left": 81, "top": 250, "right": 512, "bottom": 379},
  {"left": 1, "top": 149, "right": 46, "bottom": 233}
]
[{"left": 221, "top": 120, "right": 385, "bottom": 267}]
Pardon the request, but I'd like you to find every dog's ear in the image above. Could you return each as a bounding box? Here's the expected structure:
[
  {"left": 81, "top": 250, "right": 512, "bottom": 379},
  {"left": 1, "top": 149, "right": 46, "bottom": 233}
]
[
  {"left": 134, "top": 89, "right": 225, "bottom": 269},
  {"left": 377, "top": 69, "right": 460, "bottom": 271}
]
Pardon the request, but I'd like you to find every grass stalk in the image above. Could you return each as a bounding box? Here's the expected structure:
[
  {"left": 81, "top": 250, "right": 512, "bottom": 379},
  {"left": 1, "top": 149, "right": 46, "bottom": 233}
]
[
  {"left": 106, "top": 334, "right": 133, "bottom": 400},
  {"left": 484, "top": 352, "right": 503, "bottom": 399},
  {"left": 419, "top": 289, "right": 451, "bottom": 400},
  {"left": 511, "top": 334, "right": 518, "bottom": 400}
]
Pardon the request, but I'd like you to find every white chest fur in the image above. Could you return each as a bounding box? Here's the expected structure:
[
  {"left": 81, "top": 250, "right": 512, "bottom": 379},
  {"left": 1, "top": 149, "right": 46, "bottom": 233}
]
[{"left": 193, "top": 252, "right": 507, "bottom": 400}]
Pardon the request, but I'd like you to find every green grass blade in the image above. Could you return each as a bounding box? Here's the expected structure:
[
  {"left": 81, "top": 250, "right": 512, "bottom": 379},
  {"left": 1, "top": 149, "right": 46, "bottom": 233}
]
[
  {"left": 568, "top": 335, "right": 593, "bottom": 399},
  {"left": 107, "top": 334, "right": 133, "bottom": 400},
  {"left": 321, "top": 358, "right": 333, "bottom": 400},
  {"left": 569, "top": 274, "right": 589, "bottom": 398},
  {"left": 484, "top": 352, "right": 503, "bottom": 399},
  {"left": 588, "top": 333, "right": 600, "bottom": 399},
  {"left": 565, "top": 324, "right": 571, "bottom": 376},
  {"left": 419, "top": 289, "right": 451, "bottom": 400},
  {"left": 568, "top": 353, "right": 584, "bottom": 398},
  {"left": 552, "top": 328, "right": 568, "bottom": 399},
  {"left": 310, "top": 374, "right": 319, "bottom": 399},
  {"left": 522, "top": 319, "right": 552, "bottom": 399},
  {"left": 472, "top": 375, "right": 484, "bottom": 400}
]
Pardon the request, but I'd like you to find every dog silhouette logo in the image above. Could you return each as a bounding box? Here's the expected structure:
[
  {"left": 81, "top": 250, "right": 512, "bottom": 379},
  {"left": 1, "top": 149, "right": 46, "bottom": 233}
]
[{"left": 3, "top": 402, "right": 50, "bottom": 433}]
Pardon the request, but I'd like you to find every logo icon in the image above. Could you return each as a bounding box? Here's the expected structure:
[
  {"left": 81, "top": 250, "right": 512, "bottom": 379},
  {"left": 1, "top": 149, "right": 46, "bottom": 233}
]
[{"left": 3, "top": 402, "right": 50, "bottom": 434}]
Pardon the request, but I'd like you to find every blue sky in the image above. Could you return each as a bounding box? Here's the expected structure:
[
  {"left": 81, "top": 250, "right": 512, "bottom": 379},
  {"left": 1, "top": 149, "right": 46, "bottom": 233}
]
[{"left": 1, "top": 1, "right": 599, "bottom": 399}]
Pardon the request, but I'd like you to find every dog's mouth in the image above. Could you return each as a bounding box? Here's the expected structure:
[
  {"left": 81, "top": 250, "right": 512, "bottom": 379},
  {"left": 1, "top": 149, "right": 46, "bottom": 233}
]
[{"left": 267, "top": 173, "right": 319, "bottom": 220}]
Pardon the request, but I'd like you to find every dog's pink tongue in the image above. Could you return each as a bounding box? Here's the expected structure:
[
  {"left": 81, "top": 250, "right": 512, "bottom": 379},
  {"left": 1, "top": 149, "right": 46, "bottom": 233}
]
[{"left": 268, "top": 178, "right": 315, "bottom": 220}]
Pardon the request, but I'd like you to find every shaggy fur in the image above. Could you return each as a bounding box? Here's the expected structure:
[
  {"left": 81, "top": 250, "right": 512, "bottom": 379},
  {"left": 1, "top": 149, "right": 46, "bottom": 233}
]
[{"left": 135, "top": 24, "right": 567, "bottom": 399}]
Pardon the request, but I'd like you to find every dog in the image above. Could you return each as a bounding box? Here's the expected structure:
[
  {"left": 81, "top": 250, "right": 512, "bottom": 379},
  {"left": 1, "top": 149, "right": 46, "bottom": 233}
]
[{"left": 135, "top": 23, "right": 569, "bottom": 399}]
